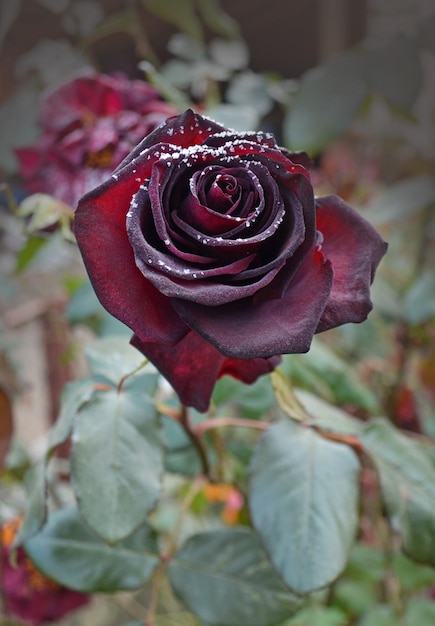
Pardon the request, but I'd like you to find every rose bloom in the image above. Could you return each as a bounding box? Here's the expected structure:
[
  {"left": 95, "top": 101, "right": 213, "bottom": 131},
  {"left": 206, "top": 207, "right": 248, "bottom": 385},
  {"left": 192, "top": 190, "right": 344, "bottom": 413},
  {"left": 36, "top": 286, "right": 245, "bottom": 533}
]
[
  {"left": 1, "top": 518, "right": 89, "bottom": 624},
  {"left": 16, "top": 71, "right": 178, "bottom": 208},
  {"left": 74, "top": 110, "right": 387, "bottom": 411}
]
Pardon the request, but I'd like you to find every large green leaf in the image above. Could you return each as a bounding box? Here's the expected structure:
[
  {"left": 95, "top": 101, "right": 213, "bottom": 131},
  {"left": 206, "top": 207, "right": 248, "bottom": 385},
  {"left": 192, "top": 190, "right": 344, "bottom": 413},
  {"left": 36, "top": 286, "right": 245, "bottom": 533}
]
[
  {"left": 284, "top": 49, "right": 367, "bottom": 154},
  {"left": 249, "top": 420, "right": 360, "bottom": 594},
  {"left": 361, "top": 418, "right": 435, "bottom": 565},
  {"left": 84, "top": 335, "right": 156, "bottom": 385},
  {"left": 361, "top": 33, "right": 423, "bottom": 111},
  {"left": 25, "top": 506, "right": 158, "bottom": 592},
  {"left": 71, "top": 387, "right": 164, "bottom": 544},
  {"left": 48, "top": 378, "right": 97, "bottom": 450},
  {"left": 14, "top": 380, "right": 98, "bottom": 547},
  {"left": 168, "top": 527, "right": 300, "bottom": 626}
]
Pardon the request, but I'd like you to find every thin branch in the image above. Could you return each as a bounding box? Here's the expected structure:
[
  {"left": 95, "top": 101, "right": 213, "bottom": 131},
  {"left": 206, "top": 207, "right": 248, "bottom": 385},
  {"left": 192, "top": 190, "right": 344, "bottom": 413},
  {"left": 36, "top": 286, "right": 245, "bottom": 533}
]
[
  {"left": 195, "top": 416, "right": 270, "bottom": 435},
  {"left": 313, "top": 427, "right": 363, "bottom": 452},
  {"left": 179, "top": 405, "right": 210, "bottom": 477},
  {"left": 117, "top": 359, "right": 149, "bottom": 393},
  {"left": 145, "top": 475, "right": 206, "bottom": 626}
]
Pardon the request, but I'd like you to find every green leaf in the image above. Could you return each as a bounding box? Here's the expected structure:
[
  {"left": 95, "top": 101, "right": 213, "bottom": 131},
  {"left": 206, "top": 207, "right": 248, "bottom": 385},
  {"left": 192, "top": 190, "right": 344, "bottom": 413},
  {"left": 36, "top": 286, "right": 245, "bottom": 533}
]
[
  {"left": 139, "top": 60, "right": 192, "bottom": 111},
  {"left": 363, "top": 175, "right": 435, "bottom": 225},
  {"left": 14, "top": 380, "right": 97, "bottom": 547},
  {"left": 15, "top": 236, "right": 48, "bottom": 272},
  {"left": 142, "top": 0, "right": 203, "bottom": 42},
  {"left": 344, "top": 543, "right": 385, "bottom": 584},
  {"left": 212, "top": 374, "right": 275, "bottom": 419},
  {"left": 358, "top": 605, "right": 396, "bottom": 626},
  {"left": 17, "top": 193, "right": 72, "bottom": 231},
  {"left": 361, "top": 418, "right": 435, "bottom": 565},
  {"left": 404, "top": 598, "right": 435, "bottom": 625},
  {"left": 48, "top": 378, "right": 97, "bottom": 450},
  {"left": 402, "top": 271, "right": 435, "bottom": 325},
  {"left": 16, "top": 380, "right": 93, "bottom": 539},
  {"left": 209, "top": 38, "right": 249, "bottom": 71},
  {"left": 281, "top": 339, "right": 380, "bottom": 413},
  {"left": 205, "top": 103, "right": 259, "bottom": 133},
  {"left": 332, "top": 579, "right": 377, "bottom": 618},
  {"left": 249, "top": 420, "right": 360, "bottom": 594},
  {"left": 362, "top": 34, "right": 423, "bottom": 111},
  {"left": 284, "top": 49, "right": 367, "bottom": 154},
  {"left": 71, "top": 387, "right": 164, "bottom": 544},
  {"left": 168, "top": 527, "right": 300, "bottom": 626},
  {"left": 392, "top": 552, "right": 435, "bottom": 592},
  {"left": 13, "top": 460, "right": 47, "bottom": 547},
  {"left": 25, "top": 506, "right": 159, "bottom": 592},
  {"left": 295, "top": 390, "right": 364, "bottom": 438},
  {"left": 196, "top": 0, "right": 240, "bottom": 38},
  {"left": 84, "top": 335, "right": 156, "bottom": 385},
  {"left": 227, "top": 72, "right": 274, "bottom": 116},
  {"left": 270, "top": 370, "right": 310, "bottom": 422},
  {"left": 163, "top": 415, "right": 202, "bottom": 476},
  {"left": 66, "top": 278, "right": 103, "bottom": 322},
  {"left": 284, "top": 606, "right": 347, "bottom": 626}
]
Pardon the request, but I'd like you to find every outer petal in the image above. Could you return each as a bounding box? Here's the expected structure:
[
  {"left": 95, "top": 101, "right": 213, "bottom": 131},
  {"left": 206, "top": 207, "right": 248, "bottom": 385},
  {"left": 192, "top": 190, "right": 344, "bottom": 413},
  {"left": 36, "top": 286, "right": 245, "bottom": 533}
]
[
  {"left": 131, "top": 331, "right": 279, "bottom": 412},
  {"left": 172, "top": 246, "right": 333, "bottom": 359},
  {"left": 74, "top": 168, "right": 188, "bottom": 344},
  {"left": 113, "top": 109, "right": 226, "bottom": 174},
  {"left": 315, "top": 195, "right": 388, "bottom": 332}
]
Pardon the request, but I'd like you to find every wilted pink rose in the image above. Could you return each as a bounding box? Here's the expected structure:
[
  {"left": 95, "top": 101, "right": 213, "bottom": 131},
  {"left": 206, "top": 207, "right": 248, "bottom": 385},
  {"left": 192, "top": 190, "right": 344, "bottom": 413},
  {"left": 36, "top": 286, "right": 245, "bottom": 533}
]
[
  {"left": 16, "top": 72, "right": 178, "bottom": 207},
  {"left": 74, "top": 110, "right": 387, "bottom": 411},
  {"left": 1, "top": 518, "right": 89, "bottom": 625}
]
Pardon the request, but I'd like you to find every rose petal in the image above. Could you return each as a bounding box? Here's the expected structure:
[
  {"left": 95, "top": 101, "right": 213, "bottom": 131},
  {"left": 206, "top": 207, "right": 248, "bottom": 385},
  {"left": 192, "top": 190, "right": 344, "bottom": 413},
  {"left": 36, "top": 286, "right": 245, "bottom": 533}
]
[
  {"left": 315, "top": 195, "right": 388, "bottom": 332},
  {"left": 74, "top": 172, "right": 188, "bottom": 344},
  {"left": 220, "top": 355, "right": 282, "bottom": 383},
  {"left": 113, "top": 109, "right": 226, "bottom": 174},
  {"left": 172, "top": 246, "right": 333, "bottom": 359},
  {"left": 131, "top": 330, "right": 279, "bottom": 411},
  {"left": 39, "top": 73, "right": 124, "bottom": 131}
]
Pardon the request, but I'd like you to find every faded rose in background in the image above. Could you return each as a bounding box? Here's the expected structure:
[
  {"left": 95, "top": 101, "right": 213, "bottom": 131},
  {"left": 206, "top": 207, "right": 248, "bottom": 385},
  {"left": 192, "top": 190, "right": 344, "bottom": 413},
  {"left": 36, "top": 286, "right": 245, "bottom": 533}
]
[
  {"left": 1, "top": 519, "right": 89, "bottom": 625},
  {"left": 74, "top": 110, "right": 387, "bottom": 411},
  {"left": 15, "top": 72, "right": 179, "bottom": 208}
]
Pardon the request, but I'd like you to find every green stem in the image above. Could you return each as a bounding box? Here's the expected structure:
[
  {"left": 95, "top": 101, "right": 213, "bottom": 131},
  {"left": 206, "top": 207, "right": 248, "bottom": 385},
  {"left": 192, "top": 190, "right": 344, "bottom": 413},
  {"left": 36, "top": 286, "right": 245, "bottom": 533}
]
[
  {"left": 0, "top": 183, "right": 19, "bottom": 215},
  {"left": 145, "top": 475, "right": 206, "bottom": 625},
  {"left": 180, "top": 405, "right": 210, "bottom": 477},
  {"left": 117, "top": 359, "right": 149, "bottom": 393}
]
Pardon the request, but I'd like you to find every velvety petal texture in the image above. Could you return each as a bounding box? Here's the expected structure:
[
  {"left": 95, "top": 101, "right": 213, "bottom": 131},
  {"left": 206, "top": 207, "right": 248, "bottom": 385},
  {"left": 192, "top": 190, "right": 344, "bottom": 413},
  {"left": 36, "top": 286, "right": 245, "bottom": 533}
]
[{"left": 74, "top": 109, "right": 387, "bottom": 411}]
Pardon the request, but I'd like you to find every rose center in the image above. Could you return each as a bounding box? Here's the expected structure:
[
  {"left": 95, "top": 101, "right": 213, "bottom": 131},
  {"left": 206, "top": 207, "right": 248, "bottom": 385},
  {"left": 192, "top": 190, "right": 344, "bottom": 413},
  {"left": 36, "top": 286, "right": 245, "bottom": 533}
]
[{"left": 204, "top": 173, "right": 240, "bottom": 213}]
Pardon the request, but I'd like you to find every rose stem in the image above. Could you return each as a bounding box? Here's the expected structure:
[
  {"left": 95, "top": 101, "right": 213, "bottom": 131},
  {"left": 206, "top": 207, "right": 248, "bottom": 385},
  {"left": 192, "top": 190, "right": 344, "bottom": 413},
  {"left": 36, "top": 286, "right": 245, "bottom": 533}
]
[{"left": 179, "top": 405, "right": 211, "bottom": 477}]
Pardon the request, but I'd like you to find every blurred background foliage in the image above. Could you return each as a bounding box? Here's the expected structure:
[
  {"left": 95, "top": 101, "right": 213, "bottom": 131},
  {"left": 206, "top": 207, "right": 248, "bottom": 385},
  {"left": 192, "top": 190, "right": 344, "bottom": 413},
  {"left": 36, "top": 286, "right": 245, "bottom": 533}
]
[{"left": 0, "top": 0, "right": 435, "bottom": 625}]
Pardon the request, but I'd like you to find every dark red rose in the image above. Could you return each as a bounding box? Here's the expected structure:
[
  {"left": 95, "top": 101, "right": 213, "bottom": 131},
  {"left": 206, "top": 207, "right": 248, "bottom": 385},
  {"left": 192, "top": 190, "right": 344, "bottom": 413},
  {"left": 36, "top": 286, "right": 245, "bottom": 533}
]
[
  {"left": 1, "top": 518, "right": 89, "bottom": 625},
  {"left": 74, "top": 110, "right": 387, "bottom": 411},
  {"left": 16, "top": 72, "right": 178, "bottom": 208}
]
